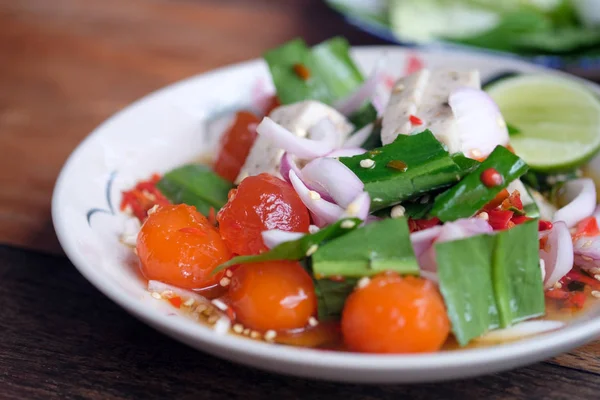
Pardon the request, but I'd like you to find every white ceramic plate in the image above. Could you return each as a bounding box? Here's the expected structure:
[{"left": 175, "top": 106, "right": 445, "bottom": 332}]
[{"left": 52, "top": 46, "right": 600, "bottom": 383}]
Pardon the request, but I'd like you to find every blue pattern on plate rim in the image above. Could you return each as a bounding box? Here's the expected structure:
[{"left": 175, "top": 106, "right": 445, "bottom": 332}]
[{"left": 86, "top": 170, "right": 117, "bottom": 226}]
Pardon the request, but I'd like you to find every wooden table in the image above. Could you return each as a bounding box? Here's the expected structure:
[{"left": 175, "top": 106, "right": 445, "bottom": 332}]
[{"left": 1, "top": 0, "right": 598, "bottom": 397}]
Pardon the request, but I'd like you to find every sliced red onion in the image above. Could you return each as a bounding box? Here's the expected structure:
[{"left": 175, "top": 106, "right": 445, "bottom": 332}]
[
  {"left": 539, "top": 221, "right": 573, "bottom": 289},
  {"left": 341, "top": 191, "right": 371, "bottom": 221},
  {"left": 410, "top": 226, "right": 443, "bottom": 259},
  {"left": 474, "top": 320, "right": 564, "bottom": 343},
  {"left": 326, "top": 148, "right": 367, "bottom": 158},
  {"left": 289, "top": 170, "right": 345, "bottom": 226},
  {"left": 256, "top": 117, "right": 334, "bottom": 159},
  {"left": 449, "top": 87, "right": 509, "bottom": 159},
  {"left": 342, "top": 122, "right": 374, "bottom": 149},
  {"left": 553, "top": 178, "right": 596, "bottom": 228},
  {"left": 417, "top": 218, "right": 492, "bottom": 273},
  {"left": 301, "top": 158, "right": 364, "bottom": 208},
  {"left": 365, "top": 215, "right": 382, "bottom": 225},
  {"left": 574, "top": 235, "right": 600, "bottom": 272},
  {"left": 262, "top": 230, "right": 305, "bottom": 249},
  {"left": 308, "top": 118, "right": 343, "bottom": 148},
  {"left": 279, "top": 152, "right": 303, "bottom": 184},
  {"left": 334, "top": 57, "right": 385, "bottom": 116}
]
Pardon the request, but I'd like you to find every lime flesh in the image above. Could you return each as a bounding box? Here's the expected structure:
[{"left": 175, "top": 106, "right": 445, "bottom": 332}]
[{"left": 486, "top": 74, "right": 600, "bottom": 172}]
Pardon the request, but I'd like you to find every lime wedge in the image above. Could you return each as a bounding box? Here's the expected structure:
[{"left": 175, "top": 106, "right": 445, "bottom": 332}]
[{"left": 486, "top": 74, "right": 600, "bottom": 172}]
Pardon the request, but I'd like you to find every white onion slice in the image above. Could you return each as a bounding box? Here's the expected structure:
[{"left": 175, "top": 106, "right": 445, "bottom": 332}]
[
  {"left": 417, "top": 218, "right": 492, "bottom": 273},
  {"left": 410, "top": 226, "right": 443, "bottom": 258},
  {"left": 449, "top": 87, "right": 509, "bottom": 159},
  {"left": 334, "top": 57, "right": 385, "bottom": 116},
  {"left": 308, "top": 118, "right": 342, "bottom": 148},
  {"left": 539, "top": 221, "right": 573, "bottom": 288},
  {"left": 574, "top": 235, "right": 600, "bottom": 272},
  {"left": 262, "top": 230, "right": 305, "bottom": 249},
  {"left": 301, "top": 158, "right": 364, "bottom": 208},
  {"left": 289, "top": 170, "right": 345, "bottom": 226},
  {"left": 343, "top": 122, "right": 374, "bottom": 149},
  {"left": 279, "top": 152, "right": 303, "bottom": 184},
  {"left": 256, "top": 117, "right": 334, "bottom": 159},
  {"left": 326, "top": 148, "right": 367, "bottom": 158},
  {"left": 474, "top": 320, "right": 564, "bottom": 343},
  {"left": 553, "top": 178, "right": 596, "bottom": 228},
  {"left": 341, "top": 191, "right": 371, "bottom": 221}
]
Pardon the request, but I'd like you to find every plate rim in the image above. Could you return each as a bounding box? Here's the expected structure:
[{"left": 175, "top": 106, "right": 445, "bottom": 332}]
[{"left": 51, "top": 45, "right": 600, "bottom": 382}]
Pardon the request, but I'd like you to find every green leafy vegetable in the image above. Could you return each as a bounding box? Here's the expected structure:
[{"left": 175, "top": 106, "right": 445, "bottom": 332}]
[
  {"left": 156, "top": 164, "right": 233, "bottom": 216},
  {"left": 492, "top": 220, "right": 544, "bottom": 327},
  {"left": 436, "top": 219, "right": 544, "bottom": 346},
  {"left": 314, "top": 277, "right": 357, "bottom": 320},
  {"left": 312, "top": 218, "right": 419, "bottom": 278},
  {"left": 430, "top": 146, "right": 528, "bottom": 222},
  {"left": 263, "top": 39, "right": 332, "bottom": 105},
  {"left": 507, "top": 123, "right": 521, "bottom": 136},
  {"left": 340, "top": 131, "right": 478, "bottom": 211},
  {"left": 212, "top": 218, "right": 362, "bottom": 273},
  {"left": 436, "top": 234, "right": 499, "bottom": 346}
]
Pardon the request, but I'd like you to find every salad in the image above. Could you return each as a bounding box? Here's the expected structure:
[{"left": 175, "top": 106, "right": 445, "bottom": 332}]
[
  {"left": 119, "top": 36, "right": 600, "bottom": 354},
  {"left": 327, "top": 0, "right": 600, "bottom": 59}
]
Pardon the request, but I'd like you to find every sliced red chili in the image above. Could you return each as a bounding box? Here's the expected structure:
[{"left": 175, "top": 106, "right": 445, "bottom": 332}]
[
  {"left": 120, "top": 174, "right": 171, "bottom": 222},
  {"left": 511, "top": 215, "right": 531, "bottom": 225},
  {"left": 573, "top": 216, "right": 600, "bottom": 240},
  {"left": 538, "top": 220, "right": 553, "bottom": 231},
  {"left": 488, "top": 209, "right": 514, "bottom": 231},
  {"left": 480, "top": 168, "right": 503, "bottom": 188},
  {"left": 409, "top": 115, "right": 423, "bottom": 125},
  {"left": 168, "top": 296, "right": 182, "bottom": 308}
]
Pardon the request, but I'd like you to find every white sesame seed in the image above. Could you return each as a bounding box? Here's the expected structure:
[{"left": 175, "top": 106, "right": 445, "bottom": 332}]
[
  {"left": 554, "top": 282, "right": 562, "bottom": 289},
  {"left": 195, "top": 304, "right": 207, "bottom": 314},
  {"left": 306, "top": 244, "right": 319, "bottom": 256},
  {"left": 477, "top": 212, "right": 489, "bottom": 221},
  {"left": 183, "top": 298, "right": 195, "bottom": 307},
  {"left": 360, "top": 159, "right": 375, "bottom": 169},
  {"left": 393, "top": 83, "right": 405, "bottom": 93},
  {"left": 373, "top": 197, "right": 383, "bottom": 202},
  {"left": 591, "top": 267, "right": 600, "bottom": 274},
  {"left": 340, "top": 220, "right": 356, "bottom": 229},
  {"left": 592, "top": 290, "right": 600, "bottom": 299},
  {"left": 219, "top": 277, "right": 231, "bottom": 287},
  {"left": 213, "top": 317, "right": 231, "bottom": 335},
  {"left": 243, "top": 328, "right": 251, "bottom": 335},
  {"left": 123, "top": 204, "right": 133, "bottom": 215},
  {"left": 207, "top": 315, "right": 219, "bottom": 324},
  {"left": 212, "top": 299, "right": 229, "bottom": 311},
  {"left": 233, "top": 324, "right": 244, "bottom": 334},
  {"left": 150, "top": 292, "right": 162, "bottom": 300},
  {"left": 583, "top": 241, "right": 593, "bottom": 249},
  {"left": 309, "top": 225, "right": 320, "bottom": 234},
  {"left": 161, "top": 290, "right": 174, "bottom": 298},
  {"left": 309, "top": 190, "right": 321, "bottom": 200},
  {"left": 390, "top": 205, "right": 405, "bottom": 219},
  {"left": 595, "top": 274, "right": 600, "bottom": 282},
  {"left": 346, "top": 203, "right": 360, "bottom": 216},
  {"left": 250, "top": 331, "right": 261, "bottom": 339},
  {"left": 264, "top": 330, "right": 277, "bottom": 341},
  {"left": 308, "top": 317, "right": 319, "bottom": 327},
  {"left": 471, "top": 149, "right": 482, "bottom": 158},
  {"left": 147, "top": 204, "right": 159, "bottom": 215},
  {"left": 582, "top": 256, "right": 593, "bottom": 262},
  {"left": 357, "top": 276, "right": 371, "bottom": 289},
  {"left": 225, "top": 269, "right": 233, "bottom": 278}
]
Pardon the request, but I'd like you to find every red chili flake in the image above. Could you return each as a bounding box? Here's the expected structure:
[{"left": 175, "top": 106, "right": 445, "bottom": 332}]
[
  {"left": 120, "top": 173, "right": 170, "bottom": 222},
  {"left": 208, "top": 207, "right": 217, "bottom": 226},
  {"left": 408, "top": 217, "right": 441, "bottom": 233},
  {"left": 511, "top": 215, "right": 531, "bottom": 225},
  {"left": 168, "top": 296, "right": 182, "bottom": 308},
  {"left": 538, "top": 220, "right": 554, "bottom": 231},
  {"left": 386, "top": 160, "right": 408, "bottom": 172},
  {"left": 409, "top": 115, "right": 423, "bottom": 125},
  {"left": 573, "top": 216, "right": 600, "bottom": 240},
  {"left": 539, "top": 235, "right": 549, "bottom": 250},
  {"left": 566, "top": 291, "right": 587, "bottom": 309},
  {"left": 488, "top": 209, "right": 514, "bottom": 230},
  {"left": 179, "top": 227, "right": 206, "bottom": 236},
  {"left": 545, "top": 289, "right": 570, "bottom": 300},
  {"left": 404, "top": 53, "right": 424, "bottom": 75},
  {"left": 329, "top": 275, "right": 346, "bottom": 282},
  {"left": 293, "top": 63, "right": 311, "bottom": 80},
  {"left": 480, "top": 168, "right": 503, "bottom": 188}
]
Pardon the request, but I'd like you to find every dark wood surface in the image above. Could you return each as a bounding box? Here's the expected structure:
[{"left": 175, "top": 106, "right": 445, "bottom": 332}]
[{"left": 1, "top": 0, "right": 599, "bottom": 397}]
